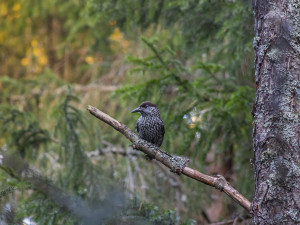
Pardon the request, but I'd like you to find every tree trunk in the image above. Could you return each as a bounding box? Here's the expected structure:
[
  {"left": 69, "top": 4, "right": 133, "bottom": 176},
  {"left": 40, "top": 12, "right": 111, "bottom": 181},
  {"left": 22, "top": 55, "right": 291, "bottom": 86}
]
[{"left": 252, "top": 1, "right": 300, "bottom": 224}]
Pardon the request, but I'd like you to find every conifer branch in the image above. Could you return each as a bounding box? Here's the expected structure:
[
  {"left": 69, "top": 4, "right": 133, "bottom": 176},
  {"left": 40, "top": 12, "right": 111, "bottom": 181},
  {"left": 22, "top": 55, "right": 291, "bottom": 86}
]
[{"left": 87, "top": 105, "right": 251, "bottom": 212}]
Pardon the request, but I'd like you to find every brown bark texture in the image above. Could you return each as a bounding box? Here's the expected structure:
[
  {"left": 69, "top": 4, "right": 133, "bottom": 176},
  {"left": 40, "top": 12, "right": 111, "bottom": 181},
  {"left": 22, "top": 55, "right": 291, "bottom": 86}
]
[{"left": 252, "top": 0, "right": 300, "bottom": 224}]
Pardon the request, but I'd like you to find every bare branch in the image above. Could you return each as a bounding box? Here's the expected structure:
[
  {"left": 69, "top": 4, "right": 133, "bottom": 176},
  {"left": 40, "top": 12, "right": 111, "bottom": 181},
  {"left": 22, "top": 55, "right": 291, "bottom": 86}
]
[
  {"left": 87, "top": 147, "right": 141, "bottom": 157},
  {"left": 87, "top": 105, "right": 251, "bottom": 212}
]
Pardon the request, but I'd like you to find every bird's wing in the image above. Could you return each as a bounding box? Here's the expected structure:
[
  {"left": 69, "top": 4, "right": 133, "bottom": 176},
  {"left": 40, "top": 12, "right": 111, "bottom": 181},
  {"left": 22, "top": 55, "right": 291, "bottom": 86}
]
[
  {"left": 136, "top": 122, "right": 139, "bottom": 133},
  {"left": 161, "top": 122, "right": 165, "bottom": 136}
]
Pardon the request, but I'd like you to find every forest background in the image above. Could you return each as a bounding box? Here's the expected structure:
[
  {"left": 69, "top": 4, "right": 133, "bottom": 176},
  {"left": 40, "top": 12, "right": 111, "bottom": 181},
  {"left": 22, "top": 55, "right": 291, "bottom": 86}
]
[{"left": 0, "top": 0, "right": 255, "bottom": 224}]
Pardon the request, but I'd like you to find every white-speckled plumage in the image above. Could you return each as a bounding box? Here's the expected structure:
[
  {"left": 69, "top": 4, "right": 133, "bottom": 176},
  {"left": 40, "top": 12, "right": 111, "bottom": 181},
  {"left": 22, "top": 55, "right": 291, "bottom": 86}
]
[{"left": 132, "top": 102, "right": 165, "bottom": 147}]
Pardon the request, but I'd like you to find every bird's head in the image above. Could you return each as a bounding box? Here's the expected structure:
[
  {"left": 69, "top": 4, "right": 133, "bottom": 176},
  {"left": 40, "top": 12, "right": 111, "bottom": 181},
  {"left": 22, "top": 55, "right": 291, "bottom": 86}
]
[{"left": 131, "top": 101, "right": 160, "bottom": 117}]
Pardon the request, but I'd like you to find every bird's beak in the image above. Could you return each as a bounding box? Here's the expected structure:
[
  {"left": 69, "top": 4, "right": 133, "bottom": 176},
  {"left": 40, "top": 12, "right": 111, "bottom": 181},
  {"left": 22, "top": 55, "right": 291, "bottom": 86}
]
[{"left": 131, "top": 107, "right": 141, "bottom": 113}]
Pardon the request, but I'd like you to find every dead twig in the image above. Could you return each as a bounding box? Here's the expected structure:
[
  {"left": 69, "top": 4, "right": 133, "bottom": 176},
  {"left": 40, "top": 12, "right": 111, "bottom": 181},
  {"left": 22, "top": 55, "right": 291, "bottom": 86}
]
[
  {"left": 209, "top": 218, "right": 236, "bottom": 225},
  {"left": 87, "top": 105, "right": 251, "bottom": 212}
]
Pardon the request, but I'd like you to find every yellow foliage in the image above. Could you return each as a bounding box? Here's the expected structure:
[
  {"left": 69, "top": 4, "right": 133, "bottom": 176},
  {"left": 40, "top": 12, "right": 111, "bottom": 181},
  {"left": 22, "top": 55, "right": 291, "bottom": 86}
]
[
  {"left": 21, "top": 57, "right": 28, "bottom": 66},
  {"left": 12, "top": 3, "right": 20, "bottom": 12},
  {"left": 0, "top": 31, "right": 6, "bottom": 44},
  {"left": 109, "top": 28, "right": 130, "bottom": 53},
  {"left": 39, "top": 55, "right": 48, "bottom": 65},
  {"left": 85, "top": 56, "right": 95, "bottom": 64},
  {"left": 21, "top": 39, "right": 48, "bottom": 71},
  {"left": 109, "top": 28, "right": 123, "bottom": 42},
  {"left": 33, "top": 48, "right": 41, "bottom": 56},
  {"left": 31, "top": 39, "right": 38, "bottom": 47},
  {"left": 0, "top": 3, "right": 8, "bottom": 16},
  {"left": 0, "top": 3, "right": 20, "bottom": 19}
]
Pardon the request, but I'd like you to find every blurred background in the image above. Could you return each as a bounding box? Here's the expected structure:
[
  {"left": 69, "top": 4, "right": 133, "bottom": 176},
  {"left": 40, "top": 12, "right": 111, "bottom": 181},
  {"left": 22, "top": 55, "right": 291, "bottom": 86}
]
[{"left": 0, "top": 0, "right": 255, "bottom": 224}]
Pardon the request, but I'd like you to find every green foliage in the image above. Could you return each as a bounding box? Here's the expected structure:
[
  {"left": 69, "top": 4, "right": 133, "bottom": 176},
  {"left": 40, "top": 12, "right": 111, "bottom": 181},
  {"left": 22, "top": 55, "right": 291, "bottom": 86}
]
[
  {"left": 115, "top": 33, "right": 255, "bottom": 209},
  {"left": 0, "top": 0, "right": 116, "bottom": 81},
  {"left": 117, "top": 37, "right": 254, "bottom": 153},
  {"left": 116, "top": 199, "right": 196, "bottom": 225},
  {"left": 0, "top": 84, "right": 188, "bottom": 224},
  {"left": 109, "top": 0, "right": 255, "bottom": 211},
  {"left": 0, "top": 106, "right": 49, "bottom": 158},
  {"left": 0, "top": 0, "right": 255, "bottom": 223}
]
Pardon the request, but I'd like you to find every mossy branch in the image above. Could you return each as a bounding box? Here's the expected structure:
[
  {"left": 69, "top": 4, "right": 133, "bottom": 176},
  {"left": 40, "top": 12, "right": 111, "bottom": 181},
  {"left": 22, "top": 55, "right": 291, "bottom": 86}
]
[{"left": 87, "top": 105, "right": 251, "bottom": 212}]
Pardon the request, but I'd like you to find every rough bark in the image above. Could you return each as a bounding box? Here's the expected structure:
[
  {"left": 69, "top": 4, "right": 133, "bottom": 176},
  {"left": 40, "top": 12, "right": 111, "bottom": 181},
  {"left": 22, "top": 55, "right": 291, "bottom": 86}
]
[{"left": 252, "top": 1, "right": 300, "bottom": 224}]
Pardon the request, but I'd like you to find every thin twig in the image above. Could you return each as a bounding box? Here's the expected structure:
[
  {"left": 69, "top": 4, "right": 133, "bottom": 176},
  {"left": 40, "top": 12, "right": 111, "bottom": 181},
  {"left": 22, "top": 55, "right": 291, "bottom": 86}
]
[
  {"left": 209, "top": 216, "right": 242, "bottom": 225},
  {"left": 87, "top": 105, "right": 251, "bottom": 212},
  {"left": 125, "top": 155, "right": 134, "bottom": 195},
  {"left": 232, "top": 217, "right": 239, "bottom": 225},
  {"left": 209, "top": 219, "right": 236, "bottom": 225},
  {"left": 131, "top": 157, "right": 147, "bottom": 199},
  {"left": 141, "top": 38, "right": 168, "bottom": 69},
  {"left": 87, "top": 148, "right": 141, "bottom": 157}
]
